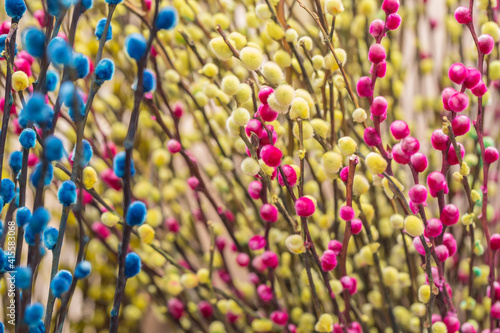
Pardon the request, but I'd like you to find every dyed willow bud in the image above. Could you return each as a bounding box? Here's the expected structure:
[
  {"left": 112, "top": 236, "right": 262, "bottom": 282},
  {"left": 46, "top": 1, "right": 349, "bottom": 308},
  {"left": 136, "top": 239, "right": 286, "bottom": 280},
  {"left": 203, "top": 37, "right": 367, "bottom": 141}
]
[
  {"left": 404, "top": 215, "right": 424, "bottom": 237},
  {"left": 260, "top": 145, "right": 282, "bottom": 168},
  {"left": 75, "top": 261, "right": 92, "bottom": 279},
  {"left": 286, "top": 234, "right": 305, "bottom": 254},
  {"left": 267, "top": 93, "right": 288, "bottom": 114},
  {"left": 125, "top": 252, "right": 141, "bottom": 278},
  {"left": 320, "top": 250, "right": 337, "bottom": 271},
  {"left": 295, "top": 197, "right": 315, "bottom": 217},
  {"left": 255, "top": 4, "right": 272, "bottom": 19},
  {"left": 440, "top": 204, "right": 460, "bottom": 226},
  {"left": 315, "top": 314, "right": 334, "bottom": 333},
  {"left": 156, "top": 6, "right": 178, "bottom": 30},
  {"left": 432, "top": 322, "right": 447, "bottom": 333},
  {"left": 491, "top": 234, "right": 500, "bottom": 251},
  {"left": 231, "top": 107, "right": 250, "bottom": 126},
  {"left": 82, "top": 166, "right": 98, "bottom": 189},
  {"left": 209, "top": 37, "right": 233, "bottom": 61},
  {"left": 448, "top": 92, "right": 469, "bottom": 112},
  {"left": 101, "top": 212, "right": 120, "bottom": 227},
  {"left": 322, "top": 151, "right": 342, "bottom": 178},
  {"left": 221, "top": 75, "right": 240, "bottom": 96},
  {"left": 338, "top": 137, "right": 357, "bottom": 156},
  {"left": 262, "top": 62, "right": 284, "bottom": 85},
  {"left": 241, "top": 157, "right": 260, "bottom": 176},
  {"left": 454, "top": 6, "right": 472, "bottom": 24},
  {"left": 12, "top": 71, "right": 29, "bottom": 91},
  {"left": 485, "top": 147, "right": 499, "bottom": 164},
  {"left": 126, "top": 201, "right": 147, "bottom": 226},
  {"left": 95, "top": 58, "right": 115, "bottom": 83},
  {"left": 138, "top": 224, "right": 155, "bottom": 244},
  {"left": 24, "top": 303, "right": 44, "bottom": 327},
  {"left": 240, "top": 46, "right": 263, "bottom": 70},
  {"left": 390, "top": 120, "right": 409, "bottom": 140},
  {"left": 425, "top": 218, "right": 443, "bottom": 237},
  {"left": 356, "top": 76, "right": 373, "bottom": 97},
  {"left": 339, "top": 206, "right": 355, "bottom": 221},
  {"left": 352, "top": 108, "right": 367, "bottom": 123},
  {"left": 368, "top": 44, "right": 386, "bottom": 63},
  {"left": 478, "top": 34, "right": 494, "bottom": 54},
  {"left": 418, "top": 285, "right": 431, "bottom": 303},
  {"left": 325, "top": 0, "right": 344, "bottom": 15},
  {"left": 365, "top": 152, "right": 387, "bottom": 175},
  {"left": 448, "top": 63, "right": 467, "bottom": 84},
  {"left": 289, "top": 97, "right": 310, "bottom": 120},
  {"left": 57, "top": 181, "right": 77, "bottom": 206},
  {"left": 274, "top": 85, "right": 295, "bottom": 107}
]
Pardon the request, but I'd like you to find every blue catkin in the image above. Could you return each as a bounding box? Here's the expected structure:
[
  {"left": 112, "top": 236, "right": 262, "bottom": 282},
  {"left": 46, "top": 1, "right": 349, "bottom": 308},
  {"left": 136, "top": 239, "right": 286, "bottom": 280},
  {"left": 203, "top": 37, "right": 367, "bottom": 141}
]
[
  {"left": 15, "top": 266, "right": 32, "bottom": 289},
  {"left": 75, "top": 260, "right": 92, "bottom": 279},
  {"left": 29, "top": 207, "right": 51, "bottom": 234},
  {"left": 81, "top": 0, "right": 93, "bottom": 10},
  {"left": 68, "top": 97, "right": 85, "bottom": 122},
  {"left": 57, "top": 270, "right": 73, "bottom": 284},
  {"left": 24, "top": 224, "right": 35, "bottom": 246},
  {"left": 5, "top": 0, "right": 27, "bottom": 21},
  {"left": 28, "top": 321, "right": 45, "bottom": 333},
  {"left": 82, "top": 139, "right": 93, "bottom": 165},
  {"left": 46, "top": 70, "right": 59, "bottom": 92},
  {"left": 47, "top": 0, "right": 60, "bottom": 17},
  {"left": 0, "top": 34, "right": 16, "bottom": 59},
  {"left": 95, "top": 18, "right": 112, "bottom": 41},
  {"left": 0, "top": 34, "right": 7, "bottom": 59},
  {"left": 0, "top": 178, "right": 15, "bottom": 203},
  {"left": 95, "top": 58, "right": 115, "bottom": 84},
  {"left": 22, "top": 28, "right": 45, "bottom": 58},
  {"left": 0, "top": 248, "right": 9, "bottom": 273},
  {"left": 125, "top": 252, "right": 141, "bottom": 278},
  {"left": 20, "top": 128, "right": 36, "bottom": 149},
  {"left": 9, "top": 151, "right": 22, "bottom": 175},
  {"left": 43, "top": 227, "right": 58, "bottom": 250},
  {"left": 0, "top": 322, "right": 4, "bottom": 333},
  {"left": 156, "top": 6, "right": 178, "bottom": 30},
  {"left": 50, "top": 276, "right": 69, "bottom": 297},
  {"left": 59, "top": 81, "right": 76, "bottom": 106},
  {"left": 126, "top": 201, "right": 147, "bottom": 226},
  {"left": 113, "top": 151, "right": 135, "bottom": 178},
  {"left": 59, "top": 0, "right": 78, "bottom": 8},
  {"left": 16, "top": 206, "right": 32, "bottom": 228},
  {"left": 125, "top": 33, "right": 147, "bottom": 60},
  {"left": 51, "top": 274, "right": 70, "bottom": 298},
  {"left": 25, "top": 94, "right": 54, "bottom": 127},
  {"left": 39, "top": 104, "right": 55, "bottom": 129},
  {"left": 58, "top": 180, "right": 77, "bottom": 206},
  {"left": 0, "top": 35, "right": 6, "bottom": 58},
  {"left": 0, "top": 248, "right": 9, "bottom": 271},
  {"left": 105, "top": 0, "right": 124, "bottom": 4},
  {"left": 0, "top": 222, "right": 3, "bottom": 239},
  {"left": 47, "top": 37, "right": 72, "bottom": 66},
  {"left": 72, "top": 53, "right": 90, "bottom": 79},
  {"left": 2, "top": 250, "right": 14, "bottom": 272},
  {"left": 0, "top": 249, "right": 5, "bottom": 268},
  {"left": 72, "top": 139, "right": 93, "bottom": 166},
  {"left": 18, "top": 109, "right": 28, "bottom": 128},
  {"left": 44, "top": 135, "right": 64, "bottom": 161},
  {"left": 142, "top": 69, "right": 156, "bottom": 93},
  {"left": 0, "top": 198, "right": 4, "bottom": 214},
  {"left": 24, "top": 303, "right": 44, "bottom": 327},
  {"left": 24, "top": 93, "right": 46, "bottom": 123}
]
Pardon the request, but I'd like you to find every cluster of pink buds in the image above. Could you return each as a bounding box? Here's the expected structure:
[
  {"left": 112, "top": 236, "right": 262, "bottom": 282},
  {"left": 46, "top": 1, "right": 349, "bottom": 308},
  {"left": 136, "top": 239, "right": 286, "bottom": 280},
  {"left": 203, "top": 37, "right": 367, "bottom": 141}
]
[{"left": 442, "top": 63, "right": 486, "bottom": 114}]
